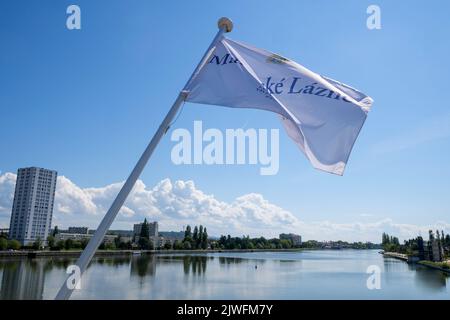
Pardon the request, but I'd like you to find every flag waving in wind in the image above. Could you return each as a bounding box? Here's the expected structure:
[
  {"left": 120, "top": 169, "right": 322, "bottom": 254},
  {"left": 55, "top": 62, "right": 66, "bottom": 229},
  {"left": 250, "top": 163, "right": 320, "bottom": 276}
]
[{"left": 185, "top": 36, "right": 373, "bottom": 175}]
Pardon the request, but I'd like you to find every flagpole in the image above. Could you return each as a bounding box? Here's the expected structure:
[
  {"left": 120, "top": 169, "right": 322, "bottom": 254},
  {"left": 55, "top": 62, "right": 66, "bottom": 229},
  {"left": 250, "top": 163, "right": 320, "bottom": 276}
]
[{"left": 55, "top": 17, "right": 233, "bottom": 300}]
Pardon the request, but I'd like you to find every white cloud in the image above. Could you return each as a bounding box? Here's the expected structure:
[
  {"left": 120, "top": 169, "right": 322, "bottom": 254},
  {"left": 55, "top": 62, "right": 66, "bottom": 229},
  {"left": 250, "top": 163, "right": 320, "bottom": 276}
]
[
  {"left": 0, "top": 171, "right": 448, "bottom": 242},
  {"left": 0, "top": 172, "right": 16, "bottom": 222}
]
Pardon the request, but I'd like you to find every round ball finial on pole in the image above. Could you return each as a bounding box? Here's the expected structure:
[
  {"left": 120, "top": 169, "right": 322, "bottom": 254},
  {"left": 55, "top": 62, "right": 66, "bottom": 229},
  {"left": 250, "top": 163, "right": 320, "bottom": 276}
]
[{"left": 217, "top": 17, "right": 233, "bottom": 32}]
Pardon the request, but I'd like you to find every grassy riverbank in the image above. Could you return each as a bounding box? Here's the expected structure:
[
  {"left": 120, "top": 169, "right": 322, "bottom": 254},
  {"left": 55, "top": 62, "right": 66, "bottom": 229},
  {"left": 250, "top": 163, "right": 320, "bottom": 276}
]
[
  {"left": 418, "top": 260, "right": 450, "bottom": 272},
  {"left": 382, "top": 251, "right": 450, "bottom": 273}
]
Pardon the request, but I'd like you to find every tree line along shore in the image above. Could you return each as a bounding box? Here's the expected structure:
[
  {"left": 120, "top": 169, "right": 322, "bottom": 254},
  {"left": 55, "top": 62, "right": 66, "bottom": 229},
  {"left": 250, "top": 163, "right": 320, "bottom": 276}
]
[
  {"left": 1, "top": 221, "right": 381, "bottom": 255},
  {"left": 382, "top": 231, "right": 450, "bottom": 272}
]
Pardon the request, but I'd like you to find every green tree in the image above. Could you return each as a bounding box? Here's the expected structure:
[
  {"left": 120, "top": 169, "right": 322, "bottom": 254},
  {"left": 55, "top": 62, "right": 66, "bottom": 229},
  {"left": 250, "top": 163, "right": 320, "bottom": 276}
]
[
  {"left": 0, "top": 238, "right": 7, "bottom": 250},
  {"left": 138, "top": 219, "right": 151, "bottom": 249},
  {"left": 52, "top": 226, "right": 59, "bottom": 237},
  {"left": 32, "top": 238, "right": 42, "bottom": 250},
  {"left": 391, "top": 236, "right": 399, "bottom": 246},
  {"left": 80, "top": 238, "right": 89, "bottom": 249},
  {"left": 47, "top": 235, "right": 55, "bottom": 249},
  {"left": 429, "top": 230, "right": 435, "bottom": 241},
  {"left": 124, "top": 241, "right": 133, "bottom": 250},
  {"left": 140, "top": 219, "right": 149, "bottom": 239},
  {"left": 192, "top": 226, "right": 199, "bottom": 249},
  {"left": 163, "top": 242, "right": 172, "bottom": 250},
  {"left": 382, "top": 233, "right": 401, "bottom": 252},
  {"left": 147, "top": 239, "right": 154, "bottom": 250},
  {"left": 55, "top": 240, "right": 65, "bottom": 250},
  {"left": 138, "top": 237, "right": 150, "bottom": 249},
  {"left": 183, "top": 225, "right": 193, "bottom": 248},
  {"left": 184, "top": 225, "right": 192, "bottom": 239},
  {"left": 219, "top": 235, "right": 226, "bottom": 248},
  {"left": 210, "top": 241, "right": 219, "bottom": 250},
  {"left": 382, "top": 233, "right": 389, "bottom": 246},
  {"left": 104, "top": 242, "right": 116, "bottom": 250},
  {"left": 197, "top": 225, "right": 203, "bottom": 249},
  {"left": 7, "top": 239, "right": 21, "bottom": 250},
  {"left": 183, "top": 241, "right": 192, "bottom": 250},
  {"left": 201, "top": 227, "right": 208, "bottom": 249},
  {"left": 138, "top": 237, "right": 154, "bottom": 250},
  {"left": 173, "top": 240, "right": 183, "bottom": 250},
  {"left": 72, "top": 241, "right": 82, "bottom": 249},
  {"left": 280, "top": 239, "right": 292, "bottom": 249},
  {"left": 65, "top": 239, "right": 74, "bottom": 250},
  {"left": 114, "top": 235, "right": 122, "bottom": 248}
]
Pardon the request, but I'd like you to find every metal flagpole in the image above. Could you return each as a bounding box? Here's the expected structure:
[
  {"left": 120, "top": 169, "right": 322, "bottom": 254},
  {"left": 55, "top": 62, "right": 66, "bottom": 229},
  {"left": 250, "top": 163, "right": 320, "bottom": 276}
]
[{"left": 55, "top": 17, "right": 233, "bottom": 300}]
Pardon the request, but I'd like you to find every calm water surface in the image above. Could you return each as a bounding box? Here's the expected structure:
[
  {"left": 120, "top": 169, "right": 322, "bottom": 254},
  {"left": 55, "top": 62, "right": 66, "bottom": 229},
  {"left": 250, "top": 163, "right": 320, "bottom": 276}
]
[{"left": 0, "top": 250, "right": 449, "bottom": 299}]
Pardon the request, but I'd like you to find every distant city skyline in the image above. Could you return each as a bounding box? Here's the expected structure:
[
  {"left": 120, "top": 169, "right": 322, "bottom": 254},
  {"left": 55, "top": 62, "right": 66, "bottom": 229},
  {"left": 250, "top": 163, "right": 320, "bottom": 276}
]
[
  {"left": 0, "top": 169, "right": 448, "bottom": 242},
  {"left": 1, "top": 1, "right": 450, "bottom": 242}
]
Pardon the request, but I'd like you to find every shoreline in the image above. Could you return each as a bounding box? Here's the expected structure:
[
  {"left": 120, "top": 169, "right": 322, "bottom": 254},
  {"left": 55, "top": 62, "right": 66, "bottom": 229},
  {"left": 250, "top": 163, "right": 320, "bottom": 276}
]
[
  {"left": 417, "top": 260, "right": 450, "bottom": 273},
  {"left": 0, "top": 248, "right": 303, "bottom": 259},
  {"left": 382, "top": 251, "right": 450, "bottom": 274}
]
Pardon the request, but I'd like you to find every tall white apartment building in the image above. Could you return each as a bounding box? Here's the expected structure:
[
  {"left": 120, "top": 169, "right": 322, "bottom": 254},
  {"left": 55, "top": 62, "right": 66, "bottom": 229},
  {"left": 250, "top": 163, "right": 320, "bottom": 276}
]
[{"left": 9, "top": 167, "right": 58, "bottom": 245}]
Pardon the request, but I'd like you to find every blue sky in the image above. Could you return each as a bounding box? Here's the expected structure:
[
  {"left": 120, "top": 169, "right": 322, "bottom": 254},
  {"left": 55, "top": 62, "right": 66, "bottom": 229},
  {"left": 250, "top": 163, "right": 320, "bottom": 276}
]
[{"left": 1, "top": 1, "right": 450, "bottom": 240}]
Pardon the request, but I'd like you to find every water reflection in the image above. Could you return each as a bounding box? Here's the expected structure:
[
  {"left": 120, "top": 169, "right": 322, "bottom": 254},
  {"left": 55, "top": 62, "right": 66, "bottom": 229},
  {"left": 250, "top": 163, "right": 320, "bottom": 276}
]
[
  {"left": 217, "top": 255, "right": 267, "bottom": 270},
  {"left": 95, "top": 256, "right": 130, "bottom": 267},
  {"left": 219, "top": 257, "right": 244, "bottom": 265},
  {"left": 130, "top": 255, "right": 156, "bottom": 277},
  {"left": 414, "top": 265, "right": 448, "bottom": 291},
  {"left": 383, "top": 257, "right": 405, "bottom": 273},
  {"left": 0, "top": 259, "right": 46, "bottom": 300},
  {"left": 182, "top": 256, "right": 208, "bottom": 275},
  {"left": 128, "top": 254, "right": 266, "bottom": 277},
  {"left": 382, "top": 256, "right": 448, "bottom": 292},
  {"left": 0, "top": 251, "right": 449, "bottom": 299}
]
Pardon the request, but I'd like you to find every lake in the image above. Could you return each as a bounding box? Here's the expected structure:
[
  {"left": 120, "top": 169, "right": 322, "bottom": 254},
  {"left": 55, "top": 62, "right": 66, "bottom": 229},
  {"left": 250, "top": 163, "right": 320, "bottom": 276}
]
[{"left": 0, "top": 249, "right": 449, "bottom": 299}]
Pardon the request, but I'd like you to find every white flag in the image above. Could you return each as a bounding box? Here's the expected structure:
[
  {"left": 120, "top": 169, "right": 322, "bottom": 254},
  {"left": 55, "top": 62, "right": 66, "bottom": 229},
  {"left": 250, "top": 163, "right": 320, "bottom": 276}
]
[{"left": 185, "top": 37, "right": 373, "bottom": 175}]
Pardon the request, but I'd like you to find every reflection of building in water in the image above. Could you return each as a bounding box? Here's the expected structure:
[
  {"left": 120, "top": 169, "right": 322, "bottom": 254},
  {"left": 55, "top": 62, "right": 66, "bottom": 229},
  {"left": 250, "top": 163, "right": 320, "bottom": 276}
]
[
  {"left": 130, "top": 255, "right": 156, "bottom": 277},
  {"left": 0, "top": 259, "right": 46, "bottom": 300}
]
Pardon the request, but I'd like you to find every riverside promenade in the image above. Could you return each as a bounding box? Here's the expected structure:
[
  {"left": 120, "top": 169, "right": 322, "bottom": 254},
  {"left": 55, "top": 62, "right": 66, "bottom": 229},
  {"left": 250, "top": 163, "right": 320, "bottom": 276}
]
[{"left": 382, "top": 251, "right": 420, "bottom": 263}]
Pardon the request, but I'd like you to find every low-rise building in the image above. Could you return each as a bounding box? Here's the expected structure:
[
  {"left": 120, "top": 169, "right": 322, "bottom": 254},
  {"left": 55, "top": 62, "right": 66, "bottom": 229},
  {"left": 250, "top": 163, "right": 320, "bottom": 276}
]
[
  {"left": 117, "top": 236, "right": 133, "bottom": 244},
  {"left": 55, "top": 233, "right": 117, "bottom": 245},
  {"left": 67, "top": 227, "right": 89, "bottom": 234},
  {"left": 55, "top": 233, "right": 90, "bottom": 242}
]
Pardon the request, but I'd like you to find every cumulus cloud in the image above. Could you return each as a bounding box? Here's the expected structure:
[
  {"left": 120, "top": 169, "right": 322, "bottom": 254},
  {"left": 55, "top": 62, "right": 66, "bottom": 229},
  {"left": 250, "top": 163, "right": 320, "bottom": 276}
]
[
  {"left": 297, "top": 219, "right": 450, "bottom": 243},
  {"left": 0, "top": 171, "right": 448, "bottom": 242},
  {"left": 0, "top": 172, "right": 16, "bottom": 222}
]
